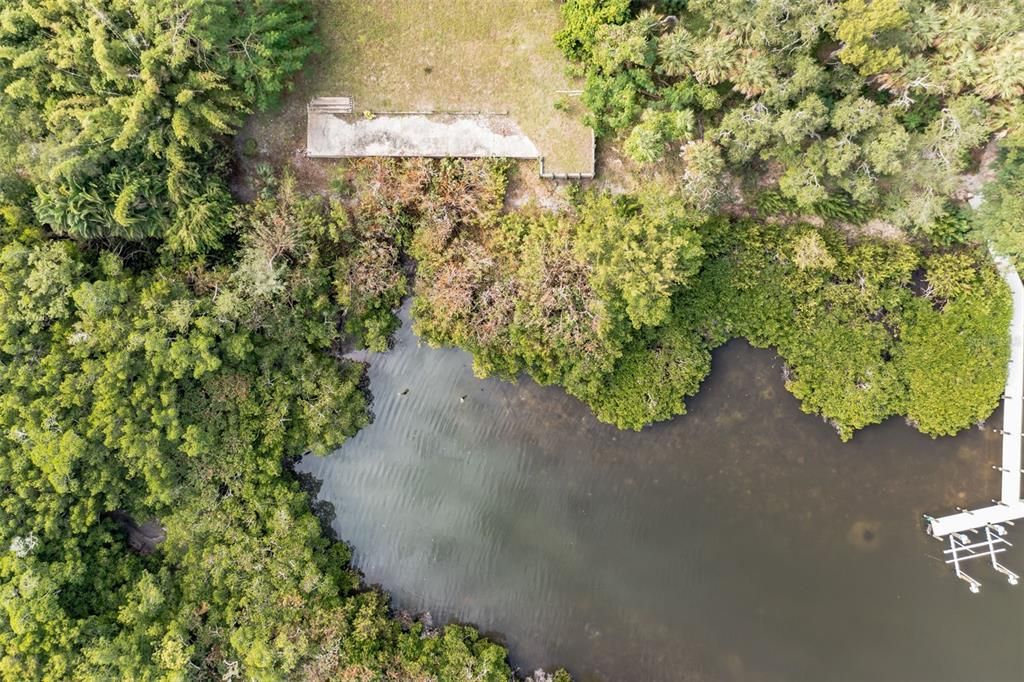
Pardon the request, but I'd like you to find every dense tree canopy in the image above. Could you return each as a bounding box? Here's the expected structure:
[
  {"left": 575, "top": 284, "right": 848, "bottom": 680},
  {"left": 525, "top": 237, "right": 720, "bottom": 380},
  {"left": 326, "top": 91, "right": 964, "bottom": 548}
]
[
  {"left": 557, "top": 0, "right": 1023, "bottom": 237},
  {"left": 0, "top": 2, "right": 1018, "bottom": 679},
  {"left": 0, "top": 0, "right": 315, "bottom": 250},
  {"left": 405, "top": 162, "right": 714, "bottom": 411},
  {"left": 978, "top": 147, "right": 1024, "bottom": 262},
  {"left": 0, "top": 176, "right": 544, "bottom": 679},
  {"left": 396, "top": 160, "right": 1011, "bottom": 437},
  {"left": 0, "top": 4, "right": 551, "bottom": 664}
]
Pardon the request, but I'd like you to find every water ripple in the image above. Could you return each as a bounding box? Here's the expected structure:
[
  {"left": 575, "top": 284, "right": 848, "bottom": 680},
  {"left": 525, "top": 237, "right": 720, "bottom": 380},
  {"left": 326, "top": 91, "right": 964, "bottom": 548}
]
[{"left": 296, "top": 301, "right": 1022, "bottom": 682}]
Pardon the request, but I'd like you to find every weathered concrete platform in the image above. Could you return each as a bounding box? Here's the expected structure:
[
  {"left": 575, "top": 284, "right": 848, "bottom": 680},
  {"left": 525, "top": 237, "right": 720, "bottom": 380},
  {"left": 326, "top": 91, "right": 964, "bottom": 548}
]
[
  {"left": 927, "top": 256, "right": 1024, "bottom": 539},
  {"left": 307, "top": 111, "right": 540, "bottom": 159}
]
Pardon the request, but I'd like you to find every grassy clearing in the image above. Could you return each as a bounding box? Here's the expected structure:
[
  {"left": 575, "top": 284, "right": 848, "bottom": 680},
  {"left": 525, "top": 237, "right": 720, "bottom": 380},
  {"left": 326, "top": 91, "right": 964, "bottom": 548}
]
[{"left": 240, "top": 0, "right": 592, "bottom": 180}]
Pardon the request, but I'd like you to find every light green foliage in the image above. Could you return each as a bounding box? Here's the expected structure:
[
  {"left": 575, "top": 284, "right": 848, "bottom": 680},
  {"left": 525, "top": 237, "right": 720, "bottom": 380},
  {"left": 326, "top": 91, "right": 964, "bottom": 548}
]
[
  {"left": 680, "top": 140, "right": 727, "bottom": 209},
  {"left": 0, "top": 0, "right": 316, "bottom": 249},
  {"left": 884, "top": 96, "right": 991, "bottom": 236},
  {"left": 0, "top": 187, "right": 527, "bottom": 678},
  {"left": 398, "top": 624, "right": 516, "bottom": 682},
  {"left": 924, "top": 253, "right": 977, "bottom": 300},
  {"left": 559, "top": 0, "right": 1022, "bottom": 238},
  {"left": 590, "top": 11, "right": 659, "bottom": 75},
  {"left": 898, "top": 257, "right": 1012, "bottom": 436},
  {"left": 575, "top": 192, "right": 704, "bottom": 329},
  {"left": 623, "top": 109, "right": 696, "bottom": 164},
  {"left": 881, "top": 1, "right": 1024, "bottom": 100},
  {"left": 556, "top": 0, "right": 632, "bottom": 61},
  {"left": 821, "top": 96, "right": 910, "bottom": 204},
  {"left": 790, "top": 231, "right": 838, "bottom": 272},
  {"left": 835, "top": 0, "right": 910, "bottom": 75},
  {"left": 773, "top": 95, "right": 830, "bottom": 147},
  {"left": 921, "top": 97, "right": 992, "bottom": 176}
]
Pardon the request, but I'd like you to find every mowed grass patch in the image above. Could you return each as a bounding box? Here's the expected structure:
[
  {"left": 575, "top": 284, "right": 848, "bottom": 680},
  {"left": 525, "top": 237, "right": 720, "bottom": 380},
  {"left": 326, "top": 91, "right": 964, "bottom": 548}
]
[{"left": 242, "top": 0, "right": 592, "bottom": 177}]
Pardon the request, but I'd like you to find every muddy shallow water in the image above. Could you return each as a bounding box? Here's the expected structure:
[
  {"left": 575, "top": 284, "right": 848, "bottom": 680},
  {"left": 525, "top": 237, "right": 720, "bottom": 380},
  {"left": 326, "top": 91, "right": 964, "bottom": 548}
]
[{"left": 298, "top": 304, "right": 1024, "bottom": 681}]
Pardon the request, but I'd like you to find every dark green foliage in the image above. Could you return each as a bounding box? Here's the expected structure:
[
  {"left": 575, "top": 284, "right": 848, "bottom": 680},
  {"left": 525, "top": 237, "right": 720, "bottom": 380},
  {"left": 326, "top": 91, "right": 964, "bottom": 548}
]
[
  {"left": 589, "top": 315, "right": 712, "bottom": 429},
  {"left": 411, "top": 169, "right": 1010, "bottom": 438},
  {"left": 0, "top": 207, "right": 365, "bottom": 676},
  {"left": 897, "top": 256, "right": 1011, "bottom": 436},
  {"left": 894, "top": 93, "right": 944, "bottom": 133},
  {"left": 928, "top": 205, "right": 973, "bottom": 246},
  {"left": 0, "top": 0, "right": 316, "bottom": 251},
  {"left": 0, "top": 6, "right": 545, "bottom": 679},
  {"left": 756, "top": 191, "right": 871, "bottom": 224},
  {"left": 672, "top": 225, "right": 1009, "bottom": 440}
]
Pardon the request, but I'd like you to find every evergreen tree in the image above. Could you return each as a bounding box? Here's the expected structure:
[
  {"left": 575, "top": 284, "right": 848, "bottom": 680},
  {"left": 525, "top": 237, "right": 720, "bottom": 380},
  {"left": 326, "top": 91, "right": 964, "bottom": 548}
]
[{"left": 0, "top": 0, "right": 316, "bottom": 251}]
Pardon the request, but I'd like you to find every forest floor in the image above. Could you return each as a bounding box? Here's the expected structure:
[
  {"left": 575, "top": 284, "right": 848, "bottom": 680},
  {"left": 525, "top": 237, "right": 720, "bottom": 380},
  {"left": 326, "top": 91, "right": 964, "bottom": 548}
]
[{"left": 238, "top": 0, "right": 593, "bottom": 194}]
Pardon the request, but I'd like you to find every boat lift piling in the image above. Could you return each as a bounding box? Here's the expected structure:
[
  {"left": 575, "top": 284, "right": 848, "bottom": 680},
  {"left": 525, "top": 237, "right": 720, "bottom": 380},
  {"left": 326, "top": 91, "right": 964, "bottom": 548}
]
[{"left": 924, "top": 256, "right": 1024, "bottom": 592}]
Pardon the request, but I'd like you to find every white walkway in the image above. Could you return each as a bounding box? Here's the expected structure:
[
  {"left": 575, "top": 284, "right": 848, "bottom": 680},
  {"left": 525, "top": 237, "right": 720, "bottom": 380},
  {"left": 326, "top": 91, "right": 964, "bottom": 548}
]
[
  {"left": 925, "top": 256, "right": 1024, "bottom": 591},
  {"left": 927, "top": 257, "right": 1024, "bottom": 538}
]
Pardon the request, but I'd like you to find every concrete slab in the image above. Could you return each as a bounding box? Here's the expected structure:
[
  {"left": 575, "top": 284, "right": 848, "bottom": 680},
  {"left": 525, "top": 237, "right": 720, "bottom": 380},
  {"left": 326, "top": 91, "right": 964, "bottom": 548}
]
[{"left": 307, "top": 111, "right": 540, "bottom": 159}]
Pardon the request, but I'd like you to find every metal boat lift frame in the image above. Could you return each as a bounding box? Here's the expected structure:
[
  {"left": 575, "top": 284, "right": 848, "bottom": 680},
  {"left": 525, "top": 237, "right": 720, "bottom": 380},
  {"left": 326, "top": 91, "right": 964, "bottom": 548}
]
[
  {"left": 942, "top": 525, "right": 1019, "bottom": 593},
  {"left": 924, "top": 256, "right": 1024, "bottom": 592}
]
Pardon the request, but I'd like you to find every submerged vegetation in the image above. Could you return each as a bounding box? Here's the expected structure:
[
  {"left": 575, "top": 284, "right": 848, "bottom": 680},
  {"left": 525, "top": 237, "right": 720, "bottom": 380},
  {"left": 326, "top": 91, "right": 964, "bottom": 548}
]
[{"left": 0, "top": 0, "right": 1020, "bottom": 679}]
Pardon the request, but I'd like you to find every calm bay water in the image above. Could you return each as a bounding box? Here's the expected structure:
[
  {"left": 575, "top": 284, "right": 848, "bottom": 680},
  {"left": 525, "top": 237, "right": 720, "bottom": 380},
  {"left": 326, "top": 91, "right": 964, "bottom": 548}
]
[{"left": 297, "top": 303, "right": 1024, "bottom": 681}]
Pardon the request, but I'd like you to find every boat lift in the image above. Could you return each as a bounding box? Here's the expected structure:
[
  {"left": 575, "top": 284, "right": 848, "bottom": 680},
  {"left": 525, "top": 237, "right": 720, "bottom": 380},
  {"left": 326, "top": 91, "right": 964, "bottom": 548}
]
[
  {"left": 924, "top": 256, "right": 1024, "bottom": 592},
  {"left": 940, "top": 525, "right": 1019, "bottom": 593}
]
